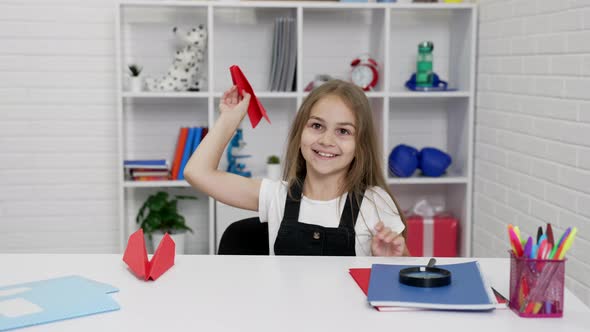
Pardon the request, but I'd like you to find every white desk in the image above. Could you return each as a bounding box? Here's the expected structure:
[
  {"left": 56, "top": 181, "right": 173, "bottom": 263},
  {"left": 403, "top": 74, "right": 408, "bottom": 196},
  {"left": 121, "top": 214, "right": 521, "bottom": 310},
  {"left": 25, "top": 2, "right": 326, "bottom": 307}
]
[{"left": 1, "top": 254, "right": 589, "bottom": 332}]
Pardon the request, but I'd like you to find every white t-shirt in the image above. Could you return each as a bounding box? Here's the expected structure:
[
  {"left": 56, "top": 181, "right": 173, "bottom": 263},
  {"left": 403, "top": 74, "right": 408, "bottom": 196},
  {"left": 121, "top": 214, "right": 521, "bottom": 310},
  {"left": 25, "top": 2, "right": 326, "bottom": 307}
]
[{"left": 258, "top": 179, "right": 405, "bottom": 256}]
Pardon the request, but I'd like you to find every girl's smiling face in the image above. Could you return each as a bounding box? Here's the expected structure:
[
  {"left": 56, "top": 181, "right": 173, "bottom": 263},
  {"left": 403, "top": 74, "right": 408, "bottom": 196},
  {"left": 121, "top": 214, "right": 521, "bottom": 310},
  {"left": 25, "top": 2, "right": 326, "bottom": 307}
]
[{"left": 300, "top": 94, "right": 357, "bottom": 180}]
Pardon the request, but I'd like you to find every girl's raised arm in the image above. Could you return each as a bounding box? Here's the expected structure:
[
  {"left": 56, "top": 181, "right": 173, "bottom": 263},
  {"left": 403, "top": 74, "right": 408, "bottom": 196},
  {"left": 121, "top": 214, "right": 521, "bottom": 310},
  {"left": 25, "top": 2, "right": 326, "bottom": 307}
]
[{"left": 183, "top": 86, "right": 262, "bottom": 211}]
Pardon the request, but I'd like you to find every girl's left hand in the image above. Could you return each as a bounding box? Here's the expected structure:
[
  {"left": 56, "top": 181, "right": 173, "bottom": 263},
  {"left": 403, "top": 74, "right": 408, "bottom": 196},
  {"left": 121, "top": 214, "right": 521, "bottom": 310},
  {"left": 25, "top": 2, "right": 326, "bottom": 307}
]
[{"left": 371, "top": 221, "right": 405, "bottom": 256}]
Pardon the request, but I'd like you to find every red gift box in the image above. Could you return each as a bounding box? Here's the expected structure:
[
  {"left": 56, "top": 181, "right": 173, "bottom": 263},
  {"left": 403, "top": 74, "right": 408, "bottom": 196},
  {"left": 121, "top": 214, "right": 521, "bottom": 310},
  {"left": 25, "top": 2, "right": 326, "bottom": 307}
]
[{"left": 406, "top": 214, "right": 458, "bottom": 257}]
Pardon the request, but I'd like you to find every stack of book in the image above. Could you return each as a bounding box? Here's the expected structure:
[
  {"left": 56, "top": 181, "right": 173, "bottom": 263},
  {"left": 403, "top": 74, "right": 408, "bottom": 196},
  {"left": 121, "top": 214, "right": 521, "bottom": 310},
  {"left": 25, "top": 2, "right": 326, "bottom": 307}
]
[
  {"left": 349, "top": 261, "right": 507, "bottom": 312},
  {"left": 268, "top": 16, "right": 296, "bottom": 92},
  {"left": 124, "top": 126, "right": 208, "bottom": 182},
  {"left": 124, "top": 159, "right": 170, "bottom": 181}
]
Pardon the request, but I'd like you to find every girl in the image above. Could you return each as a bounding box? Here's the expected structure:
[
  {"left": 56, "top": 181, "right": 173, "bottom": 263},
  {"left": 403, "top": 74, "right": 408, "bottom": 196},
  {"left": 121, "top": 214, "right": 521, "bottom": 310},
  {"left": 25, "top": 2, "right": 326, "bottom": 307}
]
[{"left": 184, "top": 80, "right": 408, "bottom": 256}]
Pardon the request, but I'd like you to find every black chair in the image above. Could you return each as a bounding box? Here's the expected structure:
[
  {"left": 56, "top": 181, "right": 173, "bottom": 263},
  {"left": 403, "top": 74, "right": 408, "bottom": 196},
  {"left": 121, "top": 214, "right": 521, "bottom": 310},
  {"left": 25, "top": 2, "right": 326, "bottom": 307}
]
[{"left": 217, "top": 217, "right": 269, "bottom": 255}]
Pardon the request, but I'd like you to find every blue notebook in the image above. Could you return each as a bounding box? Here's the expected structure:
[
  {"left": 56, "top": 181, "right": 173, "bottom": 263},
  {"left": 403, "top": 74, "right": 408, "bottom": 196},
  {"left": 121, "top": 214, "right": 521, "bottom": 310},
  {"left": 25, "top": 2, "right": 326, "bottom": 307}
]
[
  {"left": 0, "top": 275, "right": 119, "bottom": 331},
  {"left": 367, "top": 261, "right": 496, "bottom": 311}
]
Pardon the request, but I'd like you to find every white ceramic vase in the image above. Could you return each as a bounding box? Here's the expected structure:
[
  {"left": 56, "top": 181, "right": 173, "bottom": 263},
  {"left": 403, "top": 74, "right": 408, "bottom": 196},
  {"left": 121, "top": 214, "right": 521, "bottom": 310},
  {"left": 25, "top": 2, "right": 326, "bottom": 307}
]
[
  {"left": 151, "top": 231, "right": 186, "bottom": 254},
  {"left": 129, "top": 76, "right": 143, "bottom": 92},
  {"left": 267, "top": 164, "right": 281, "bottom": 181}
]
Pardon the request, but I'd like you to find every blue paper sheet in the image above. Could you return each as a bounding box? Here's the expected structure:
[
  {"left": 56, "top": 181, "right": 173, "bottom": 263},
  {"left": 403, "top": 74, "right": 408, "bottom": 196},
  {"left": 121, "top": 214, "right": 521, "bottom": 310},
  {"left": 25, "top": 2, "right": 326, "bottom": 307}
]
[{"left": 0, "top": 275, "right": 119, "bottom": 331}]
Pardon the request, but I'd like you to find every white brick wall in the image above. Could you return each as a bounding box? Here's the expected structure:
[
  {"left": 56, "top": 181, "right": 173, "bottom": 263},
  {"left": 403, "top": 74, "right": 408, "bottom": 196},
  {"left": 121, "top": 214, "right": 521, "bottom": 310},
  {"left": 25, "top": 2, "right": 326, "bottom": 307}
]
[
  {"left": 0, "top": 0, "right": 119, "bottom": 253},
  {"left": 476, "top": 0, "right": 590, "bottom": 306}
]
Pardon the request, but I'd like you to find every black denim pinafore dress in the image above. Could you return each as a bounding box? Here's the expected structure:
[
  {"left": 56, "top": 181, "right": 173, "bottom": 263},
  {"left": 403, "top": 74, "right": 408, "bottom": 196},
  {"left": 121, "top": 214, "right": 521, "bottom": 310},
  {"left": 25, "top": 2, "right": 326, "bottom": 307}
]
[{"left": 274, "top": 181, "right": 364, "bottom": 256}]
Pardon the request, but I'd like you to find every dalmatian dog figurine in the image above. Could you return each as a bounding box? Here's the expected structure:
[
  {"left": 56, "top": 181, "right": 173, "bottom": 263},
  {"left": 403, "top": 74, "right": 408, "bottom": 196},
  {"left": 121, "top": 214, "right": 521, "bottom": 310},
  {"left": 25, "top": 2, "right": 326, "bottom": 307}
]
[
  {"left": 145, "top": 25, "right": 207, "bottom": 92},
  {"left": 145, "top": 47, "right": 199, "bottom": 92},
  {"left": 188, "top": 47, "right": 207, "bottom": 91}
]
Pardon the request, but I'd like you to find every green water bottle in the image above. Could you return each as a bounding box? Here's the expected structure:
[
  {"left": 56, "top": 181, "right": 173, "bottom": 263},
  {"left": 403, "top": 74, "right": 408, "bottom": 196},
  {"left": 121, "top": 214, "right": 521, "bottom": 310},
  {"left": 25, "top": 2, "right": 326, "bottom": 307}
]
[{"left": 416, "top": 41, "right": 434, "bottom": 87}]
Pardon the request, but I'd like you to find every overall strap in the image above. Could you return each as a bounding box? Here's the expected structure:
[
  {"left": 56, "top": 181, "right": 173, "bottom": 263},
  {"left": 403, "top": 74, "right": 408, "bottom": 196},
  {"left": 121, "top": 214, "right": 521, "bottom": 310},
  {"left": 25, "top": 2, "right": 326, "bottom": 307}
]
[
  {"left": 283, "top": 180, "right": 303, "bottom": 225},
  {"left": 338, "top": 191, "right": 364, "bottom": 230}
]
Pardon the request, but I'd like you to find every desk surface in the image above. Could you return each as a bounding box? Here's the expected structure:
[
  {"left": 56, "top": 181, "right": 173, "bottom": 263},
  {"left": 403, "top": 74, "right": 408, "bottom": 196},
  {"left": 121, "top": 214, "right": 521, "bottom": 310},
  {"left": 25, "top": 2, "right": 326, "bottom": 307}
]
[{"left": 1, "top": 254, "right": 589, "bottom": 332}]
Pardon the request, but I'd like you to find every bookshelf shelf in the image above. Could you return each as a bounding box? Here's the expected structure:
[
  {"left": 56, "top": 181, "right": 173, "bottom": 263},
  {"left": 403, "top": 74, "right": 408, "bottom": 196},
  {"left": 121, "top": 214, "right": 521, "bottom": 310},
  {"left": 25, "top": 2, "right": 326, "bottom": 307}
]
[
  {"left": 116, "top": 1, "right": 477, "bottom": 256},
  {"left": 212, "top": 91, "right": 299, "bottom": 99},
  {"left": 386, "top": 175, "right": 469, "bottom": 185},
  {"left": 119, "top": 1, "right": 474, "bottom": 10},
  {"left": 122, "top": 92, "right": 210, "bottom": 99},
  {"left": 388, "top": 91, "right": 470, "bottom": 98},
  {"left": 123, "top": 180, "right": 190, "bottom": 188}
]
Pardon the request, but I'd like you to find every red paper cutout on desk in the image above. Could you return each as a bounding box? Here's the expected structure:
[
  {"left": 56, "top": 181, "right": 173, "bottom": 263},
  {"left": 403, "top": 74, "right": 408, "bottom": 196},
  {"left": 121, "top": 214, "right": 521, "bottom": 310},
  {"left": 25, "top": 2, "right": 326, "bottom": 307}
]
[
  {"left": 349, "top": 268, "right": 419, "bottom": 312},
  {"left": 230, "top": 65, "right": 270, "bottom": 128},
  {"left": 122, "top": 229, "right": 175, "bottom": 281}
]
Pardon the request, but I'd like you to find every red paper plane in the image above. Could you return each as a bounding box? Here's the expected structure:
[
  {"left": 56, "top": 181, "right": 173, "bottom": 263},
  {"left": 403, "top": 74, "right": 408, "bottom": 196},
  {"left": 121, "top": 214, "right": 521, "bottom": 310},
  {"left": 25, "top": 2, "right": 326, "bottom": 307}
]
[
  {"left": 122, "top": 229, "right": 175, "bottom": 281},
  {"left": 230, "top": 65, "right": 270, "bottom": 128}
]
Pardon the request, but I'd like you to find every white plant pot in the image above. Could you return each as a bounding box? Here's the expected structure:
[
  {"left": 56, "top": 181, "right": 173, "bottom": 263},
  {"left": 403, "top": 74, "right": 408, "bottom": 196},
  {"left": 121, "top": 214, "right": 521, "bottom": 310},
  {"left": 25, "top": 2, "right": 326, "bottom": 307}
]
[
  {"left": 151, "top": 231, "right": 186, "bottom": 254},
  {"left": 129, "top": 76, "right": 143, "bottom": 92},
  {"left": 266, "top": 164, "right": 281, "bottom": 181}
]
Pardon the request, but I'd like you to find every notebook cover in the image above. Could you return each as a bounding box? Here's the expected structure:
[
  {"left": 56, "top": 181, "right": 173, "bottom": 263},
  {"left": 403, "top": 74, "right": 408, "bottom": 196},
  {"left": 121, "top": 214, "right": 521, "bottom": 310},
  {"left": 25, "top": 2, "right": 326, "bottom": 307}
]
[{"left": 367, "top": 261, "right": 496, "bottom": 311}]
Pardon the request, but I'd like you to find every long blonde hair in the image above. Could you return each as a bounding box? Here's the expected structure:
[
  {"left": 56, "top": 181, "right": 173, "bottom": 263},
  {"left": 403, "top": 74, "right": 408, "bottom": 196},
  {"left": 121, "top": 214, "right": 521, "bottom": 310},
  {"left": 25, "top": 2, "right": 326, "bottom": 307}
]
[{"left": 282, "top": 80, "right": 406, "bottom": 233}]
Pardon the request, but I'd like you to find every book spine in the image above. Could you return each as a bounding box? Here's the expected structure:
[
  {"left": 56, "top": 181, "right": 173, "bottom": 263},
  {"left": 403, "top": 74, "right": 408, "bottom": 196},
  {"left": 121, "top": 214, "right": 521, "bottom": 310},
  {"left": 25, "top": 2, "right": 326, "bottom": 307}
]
[
  {"left": 171, "top": 127, "right": 189, "bottom": 180},
  {"left": 124, "top": 159, "right": 166, "bottom": 166},
  {"left": 132, "top": 176, "right": 170, "bottom": 181},
  {"left": 192, "top": 127, "right": 203, "bottom": 154},
  {"left": 177, "top": 127, "right": 195, "bottom": 180}
]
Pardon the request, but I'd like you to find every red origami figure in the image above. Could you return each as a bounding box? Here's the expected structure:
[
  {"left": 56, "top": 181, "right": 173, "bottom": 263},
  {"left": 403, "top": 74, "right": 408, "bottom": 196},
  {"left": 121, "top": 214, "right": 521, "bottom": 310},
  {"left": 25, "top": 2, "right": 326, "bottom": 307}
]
[{"left": 122, "top": 229, "right": 175, "bottom": 281}]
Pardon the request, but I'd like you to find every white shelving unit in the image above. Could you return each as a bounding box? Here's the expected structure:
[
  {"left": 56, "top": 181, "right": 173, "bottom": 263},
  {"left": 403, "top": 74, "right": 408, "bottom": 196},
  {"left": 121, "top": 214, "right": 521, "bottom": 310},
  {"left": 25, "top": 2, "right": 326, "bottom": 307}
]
[{"left": 115, "top": 1, "right": 477, "bottom": 256}]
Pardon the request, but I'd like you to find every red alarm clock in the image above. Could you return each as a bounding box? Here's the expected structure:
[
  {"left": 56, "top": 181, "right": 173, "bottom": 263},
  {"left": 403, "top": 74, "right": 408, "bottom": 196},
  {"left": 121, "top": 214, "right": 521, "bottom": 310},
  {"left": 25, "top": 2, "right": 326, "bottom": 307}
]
[{"left": 350, "top": 55, "right": 379, "bottom": 91}]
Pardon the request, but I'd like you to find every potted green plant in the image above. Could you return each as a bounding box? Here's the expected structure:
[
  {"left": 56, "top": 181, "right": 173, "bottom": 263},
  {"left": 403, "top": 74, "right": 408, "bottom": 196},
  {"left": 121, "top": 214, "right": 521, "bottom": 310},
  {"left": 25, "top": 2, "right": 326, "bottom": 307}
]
[
  {"left": 127, "top": 64, "right": 143, "bottom": 92},
  {"left": 136, "top": 191, "right": 196, "bottom": 254},
  {"left": 266, "top": 155, "right": 281, "bottom": 180}
]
